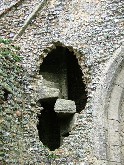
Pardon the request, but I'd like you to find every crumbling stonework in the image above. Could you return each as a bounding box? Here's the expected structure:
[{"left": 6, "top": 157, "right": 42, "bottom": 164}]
[{"left": 0, "top": 0, "right": 124, "bottom": 164}]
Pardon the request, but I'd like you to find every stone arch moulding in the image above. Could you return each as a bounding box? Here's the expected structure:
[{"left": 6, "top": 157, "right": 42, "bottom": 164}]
[
  {"left": 35, "top": 42, "right": 89, "bottom": 151},
  {"left": 92, "top": 44, "right": 124, "bottom": 165}
]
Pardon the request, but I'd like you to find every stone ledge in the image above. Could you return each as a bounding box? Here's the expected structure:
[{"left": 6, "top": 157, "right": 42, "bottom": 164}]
[
  {"left": 38, "top": 86, "right": 60, "bottom": 100},
  {"left": 54, "top": 99, "right": 76, "bottom": 114}
]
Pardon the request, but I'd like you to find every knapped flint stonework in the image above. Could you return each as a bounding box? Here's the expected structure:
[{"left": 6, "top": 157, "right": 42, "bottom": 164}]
[{"left": 0, "top": 0, "right": 124, "bottom": 164}]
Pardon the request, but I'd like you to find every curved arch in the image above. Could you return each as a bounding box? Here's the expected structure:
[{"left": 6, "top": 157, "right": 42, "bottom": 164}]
[
  {"left": 107, "top": 67, "right": 124, "bottom": 164},
  {"left": 92, "top": 45, "right": 124, "bottom": 164}
]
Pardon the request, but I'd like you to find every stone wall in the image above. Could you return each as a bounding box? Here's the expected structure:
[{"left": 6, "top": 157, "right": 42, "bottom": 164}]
[
  {"left": 0, "top": 0, "right": 124, "bottom": 164},
  {"left": 92, "top": 45, "right": 124, "bottom": 165}
]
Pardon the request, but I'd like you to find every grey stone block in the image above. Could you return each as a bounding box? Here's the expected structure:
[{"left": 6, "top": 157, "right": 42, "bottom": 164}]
[
  {"left": 43, "top": 79, "right": 60, "bottom": 89},
  {"left": 54, "top": 99, "right": 76, "bottom": 114},
  {"left": 38, "top": 86, "right": 60, "bottom": 100}
]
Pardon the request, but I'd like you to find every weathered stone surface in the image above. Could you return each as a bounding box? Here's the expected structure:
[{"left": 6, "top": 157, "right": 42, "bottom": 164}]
[
  {"left": 109, "top": 162, "right": 121, "bottom": 165},
  {"left": 0, "top": 0, "right": 124, "bottom": 164},
  {"left": 54, "top": 99, "right": 76, "bottom": 114},
  {"left": 116, "top": 68, "right": 124, "bottom": 88},
  {"left": 108, "top": 145, "right": 121, "bottom": 163},
  {"left": 108, "top": 85, "right": 123, "bottom": 120},
  {"left": 38, "top": 86, "right": 60, "bottom": 100},
  {"left": 43, "top": 79, "right": 59, "bottom": 89}
]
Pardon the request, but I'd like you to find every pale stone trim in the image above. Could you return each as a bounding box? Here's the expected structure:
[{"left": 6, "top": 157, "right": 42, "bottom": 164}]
[{"left": 92, "top": 44, "right": 124, "bottom": 164}]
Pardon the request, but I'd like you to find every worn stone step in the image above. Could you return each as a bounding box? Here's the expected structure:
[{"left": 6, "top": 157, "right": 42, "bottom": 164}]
[{"left": 54, "top": 99, "right": 76, "bottom": 114}]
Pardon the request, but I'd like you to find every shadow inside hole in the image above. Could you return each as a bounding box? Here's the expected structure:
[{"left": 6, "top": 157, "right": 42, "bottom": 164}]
[
  {"left": 37, "top": 99, "right": 60, "bottom": 151},
  {"left": 37, "top": 46, "right": 87, "bottom": 150},
  {"left": 3, "top": 89, "right": 9, "bottom": 101}
]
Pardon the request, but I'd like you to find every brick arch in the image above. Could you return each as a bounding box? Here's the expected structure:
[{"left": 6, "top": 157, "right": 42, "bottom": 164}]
[{"left": 92, "top": 45, "right": 124, "bottom": 164}]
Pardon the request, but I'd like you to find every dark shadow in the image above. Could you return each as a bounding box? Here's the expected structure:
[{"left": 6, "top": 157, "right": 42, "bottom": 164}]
[
  {"left": 3, "top": 89, "right": 9, "bottom": 101},
  {"left": 37, "top": 99, "right": 60, "bottom": 151},
  {"left": 37, "top": 46, "right": 87, "bottom": 150},
  {"left": 66, "top": 48, "right": 87, "bottom": 112}
]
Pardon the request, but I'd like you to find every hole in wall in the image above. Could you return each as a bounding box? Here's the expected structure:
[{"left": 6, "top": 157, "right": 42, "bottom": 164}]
[
  {"left": 37, "top": 46, "right": 87, "bottom": 151},
  {"left": 3, "top": 89, "right": 9, "bottom": 101},
  {"left": 37, "top": 99, "right": 60, "bottom": 151}
]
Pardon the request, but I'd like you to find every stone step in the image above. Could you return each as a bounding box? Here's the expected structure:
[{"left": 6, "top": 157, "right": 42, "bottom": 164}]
[{"left": 54, "top": 99, "right": 76, "bottom": 114}]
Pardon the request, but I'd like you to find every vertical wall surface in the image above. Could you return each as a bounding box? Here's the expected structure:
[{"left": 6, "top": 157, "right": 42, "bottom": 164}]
[
  {"left": 0, "top": 0, "right": 124, "bottom": 164},
  {"left": 92, "top": 45, "right": 124, "bottom": 165}
]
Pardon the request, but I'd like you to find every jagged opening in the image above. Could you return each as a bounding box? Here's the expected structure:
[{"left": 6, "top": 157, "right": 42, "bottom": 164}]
[
  {"left": 37, "top": 99, "right": 60, "bottom": 151},
  {"left": 66, "top": 48, "right": 87, "bottom": 112},
  {"left": 37, "top": 46, "right": 87, "bottom": 150},
  {"left": 3, "top": 89, "right": 9, "bottom": 101}
]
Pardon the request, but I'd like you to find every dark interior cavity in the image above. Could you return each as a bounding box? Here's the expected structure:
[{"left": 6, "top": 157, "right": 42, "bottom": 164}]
[
  {"left": 3, "top": 89, "right": 9, "bottom": 101},
  {"left": 37, "top": 46, "right": 87, "bottom": 150},
  {"left": 37, "top": 100, "right": 60, "bottom": 151},
  {"left": 66, "top": 48, "right": 87, "bottom": 112}
]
